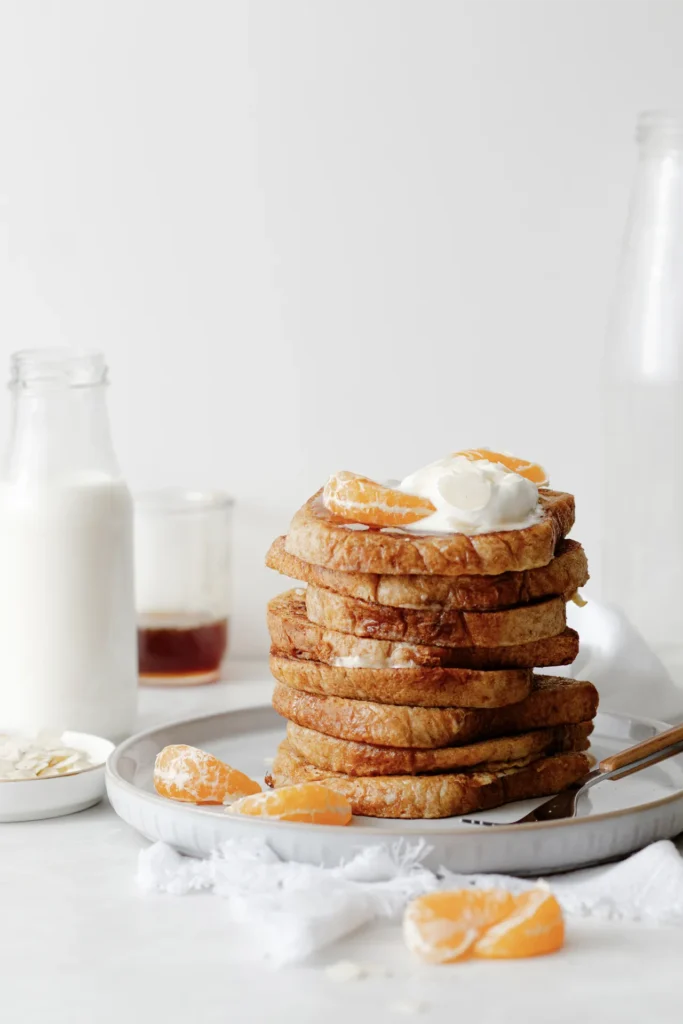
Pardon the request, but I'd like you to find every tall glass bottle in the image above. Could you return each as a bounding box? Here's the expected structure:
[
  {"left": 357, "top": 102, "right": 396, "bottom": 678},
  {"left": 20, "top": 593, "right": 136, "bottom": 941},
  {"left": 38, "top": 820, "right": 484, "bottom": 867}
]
[
  {"left": 602, "top": 112, "right": 683, "bottom": 683},
  {"left": 0, "top": 349, "right": 137, "bottom": 739}
]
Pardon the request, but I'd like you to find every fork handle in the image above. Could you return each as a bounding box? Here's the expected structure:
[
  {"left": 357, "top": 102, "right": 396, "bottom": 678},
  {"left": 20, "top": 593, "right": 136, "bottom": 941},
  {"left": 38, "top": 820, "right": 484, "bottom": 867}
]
[{"left": 599, "top": 721, "right": 683, "bottom": 773}]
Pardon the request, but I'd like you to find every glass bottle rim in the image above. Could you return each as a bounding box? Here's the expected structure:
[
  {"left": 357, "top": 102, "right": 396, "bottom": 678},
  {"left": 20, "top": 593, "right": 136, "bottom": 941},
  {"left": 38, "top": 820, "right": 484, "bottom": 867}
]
[
  {"left": 135, "top": 488, "right": 234, "bottom": 516},
  {"left": 637, "top": 110, "right": 683, "bottom": 148},
  {"left": 10, "top": 348, "right": 108, "bottom": 390}
]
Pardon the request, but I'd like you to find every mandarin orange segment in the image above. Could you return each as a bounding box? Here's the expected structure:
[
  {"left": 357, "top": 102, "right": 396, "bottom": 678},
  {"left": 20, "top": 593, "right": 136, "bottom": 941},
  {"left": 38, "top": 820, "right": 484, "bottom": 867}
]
[
  {"left": 455, "top": 449, "right": 549, "bottom": 486},
  {"left": 230, "top": 781, "right": 353, "bottom": 825},
  {"left": 323, "top": 471, "right": 435, "bottom": 527},
  {"left": 153, "top": 744, "right": 262, "bottom": 805},
  {"left": 473, "top": 889, "right": 564, "bottom": 959},
  {"left": 403, "top": 890, "right": 517, "bottom": 964},
  {"left": 404, "top": 888, "right": 565, "bottom": 963}
]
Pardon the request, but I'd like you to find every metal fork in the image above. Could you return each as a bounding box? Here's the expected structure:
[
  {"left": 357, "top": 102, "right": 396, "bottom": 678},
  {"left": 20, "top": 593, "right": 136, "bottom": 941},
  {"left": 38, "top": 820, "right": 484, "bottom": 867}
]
[{"left": 462, "top": 720, "right": 683, "bottom": 826}]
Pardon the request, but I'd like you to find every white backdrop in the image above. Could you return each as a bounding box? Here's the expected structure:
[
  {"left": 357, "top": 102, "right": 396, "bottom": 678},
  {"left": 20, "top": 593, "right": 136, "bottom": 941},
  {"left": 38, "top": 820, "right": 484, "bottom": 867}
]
[{"left": 0, "top": 0, "right": 681, "bottom": 657}]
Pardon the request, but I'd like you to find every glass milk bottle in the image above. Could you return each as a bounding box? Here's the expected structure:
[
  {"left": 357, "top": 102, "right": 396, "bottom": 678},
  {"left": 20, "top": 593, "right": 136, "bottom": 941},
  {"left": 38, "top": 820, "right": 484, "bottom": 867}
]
[
  {"left": 0, "top": 350, "right": 137, "bottom": 740},
  {"left": 602, "top": 112, "right": 683, "bottom": 684}
]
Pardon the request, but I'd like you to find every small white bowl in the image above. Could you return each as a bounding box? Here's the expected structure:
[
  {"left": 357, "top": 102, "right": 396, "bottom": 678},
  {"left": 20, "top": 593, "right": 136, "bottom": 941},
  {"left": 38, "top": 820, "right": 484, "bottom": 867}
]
[{"left": 0, "top": 731, "right": 114, "bottom": 822}]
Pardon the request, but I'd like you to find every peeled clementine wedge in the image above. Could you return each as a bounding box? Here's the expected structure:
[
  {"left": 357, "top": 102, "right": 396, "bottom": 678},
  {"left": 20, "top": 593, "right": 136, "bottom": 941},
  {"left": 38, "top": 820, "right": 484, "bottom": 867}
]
[
  {"left": 403, "top": 890, "right": 517, "bottom": 964},
  {"left": 404, "top": 888, "right": 565, "bottom": 963},
  {"left": 154, "top": 744, "right": 261, "bottom": 804},
  {"left": 473, "top": 889, "right": 564, "bottom": 959},
  {"left": 323, "top": 471, "right": 435, "bottom": 528},
  {"left": 455, "top": 449, "right": 549, "bottom": 486},
  {"left": 230, "top": 782, "right": 353, "bottom": 825}
]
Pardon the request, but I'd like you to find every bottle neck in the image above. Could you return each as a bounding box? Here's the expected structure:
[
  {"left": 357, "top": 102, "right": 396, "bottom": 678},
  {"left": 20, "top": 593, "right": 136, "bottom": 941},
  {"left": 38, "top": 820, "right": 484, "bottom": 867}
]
[
  {"left": 637, "top": 111, "right": 683, "bottom": 155},
  {"left": 3, "top": 351, "right": 122, "bottom": 483}
]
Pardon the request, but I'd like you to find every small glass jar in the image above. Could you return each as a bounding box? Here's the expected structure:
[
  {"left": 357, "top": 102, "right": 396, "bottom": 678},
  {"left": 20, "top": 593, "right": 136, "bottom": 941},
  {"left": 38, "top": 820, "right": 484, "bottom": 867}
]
[{"left": 134, "top": 489, "right": 233, "bottom": 685}]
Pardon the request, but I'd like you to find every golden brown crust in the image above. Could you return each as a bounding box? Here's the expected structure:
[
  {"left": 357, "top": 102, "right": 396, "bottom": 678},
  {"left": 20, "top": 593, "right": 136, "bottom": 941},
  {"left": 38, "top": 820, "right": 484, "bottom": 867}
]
[
  {"left": 305, "top": 586, "right": 566, "bottom": 647},
  {"left": 269, "top": 654, "right": 532, "bottom": 708},
  {"left": 267, "top": 536, "right": 589, "bottom": 611},
  {"left": 272, "top": 676, "right": 599, "bottom": 749},
  {"left": 266, "top": 742, "right": 591, "bottom": 818},
  {"left": 285, "top": 720, "right": 593, "bottom": 775},
  {"left": 285, "top": 489, "right": 575, "bottom": 576},
  {"left": 268, "top": 590, "right": 580, "bottom": 669}
]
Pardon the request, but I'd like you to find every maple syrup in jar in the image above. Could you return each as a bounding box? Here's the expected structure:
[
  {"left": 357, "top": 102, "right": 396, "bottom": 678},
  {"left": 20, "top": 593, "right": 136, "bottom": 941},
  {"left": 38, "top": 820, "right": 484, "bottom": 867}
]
[
  {"left": 138, "top": 613, "right": 228, "bottom": 684},
  {"left": 134, "top": 490, "right": 233, "bottom": 686}
]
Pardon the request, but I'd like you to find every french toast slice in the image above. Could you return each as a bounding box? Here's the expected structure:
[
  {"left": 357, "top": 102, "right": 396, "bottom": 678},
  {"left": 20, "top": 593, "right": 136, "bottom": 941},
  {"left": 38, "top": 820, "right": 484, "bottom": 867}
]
[
  {"left": 266, "top": 536, "right": 589, "bottom": 611},
  {"left": 285, "top": 488, "right": 575, "bottom": 576},
  {"left": 266, "top": 741, "right": 591, "bottom": 819},
  {"left": 269, "top": 654, "right": 533, "bottom": 708},
  {"left": 285, "top": 720, "right": 593, "bottom": 775},
  {"left": 268, "top": 590, "right": 580, "bottom": 669},
  {"left": 305, "top": 586, "right": 566, "bottom": 647},
  {"left": 272, "top": 676, "right": 599, "bottom": 749}
]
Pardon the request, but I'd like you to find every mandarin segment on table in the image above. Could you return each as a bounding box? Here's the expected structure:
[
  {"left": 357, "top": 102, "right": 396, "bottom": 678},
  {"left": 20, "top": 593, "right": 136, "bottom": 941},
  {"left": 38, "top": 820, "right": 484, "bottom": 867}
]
[
  {"left": 403, "top": 888, "right": 564, "bottom": 963},
  {"left": 403, "top": 890, "right": 517, "bottom": 963},
  {"left": 471, "top": 890, "right": 565, "bottom": 959}
]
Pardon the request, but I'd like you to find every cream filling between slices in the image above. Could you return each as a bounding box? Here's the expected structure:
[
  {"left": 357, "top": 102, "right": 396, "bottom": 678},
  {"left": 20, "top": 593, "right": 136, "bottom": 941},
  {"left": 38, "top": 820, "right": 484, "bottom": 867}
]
[{"left": 330, "top": 654, "right": 418, "bottom": 670}]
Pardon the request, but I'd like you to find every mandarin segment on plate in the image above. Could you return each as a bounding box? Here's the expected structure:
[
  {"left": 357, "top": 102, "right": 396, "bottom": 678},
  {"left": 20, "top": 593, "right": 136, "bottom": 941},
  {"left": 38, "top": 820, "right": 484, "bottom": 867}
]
[
  {"left": 229, "top": 781, "right": 353, "bottom": 825},
  {"left": 323, "top": 471, "right": 436, "bottom": 528},
  {"left": 153, "top": 744, "right": 261, "bottom": 805},
  {"left": 404, "top": 888, "right": 565, "bottom": 963},
  {"left": 403, "top": 890, "right": 517, "bottom": 964},
  {"left": 473, "top": 889, "right": 564, "bottom": 959},
  {"left": 455, "top": 449, "right": 549, "bottom": 486}
]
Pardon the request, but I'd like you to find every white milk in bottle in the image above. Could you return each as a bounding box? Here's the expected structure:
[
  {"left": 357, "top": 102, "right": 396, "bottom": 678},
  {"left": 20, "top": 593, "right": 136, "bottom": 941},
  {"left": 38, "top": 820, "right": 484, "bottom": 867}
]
[{"left": 0, "top": 350, "right": 137, "bottom": 740}]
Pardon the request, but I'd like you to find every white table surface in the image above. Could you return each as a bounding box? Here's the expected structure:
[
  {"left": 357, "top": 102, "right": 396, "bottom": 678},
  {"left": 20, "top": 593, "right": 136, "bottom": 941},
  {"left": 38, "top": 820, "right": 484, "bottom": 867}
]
[{"left": 2, "top": 660, "right": 682, "bottom": 1023}]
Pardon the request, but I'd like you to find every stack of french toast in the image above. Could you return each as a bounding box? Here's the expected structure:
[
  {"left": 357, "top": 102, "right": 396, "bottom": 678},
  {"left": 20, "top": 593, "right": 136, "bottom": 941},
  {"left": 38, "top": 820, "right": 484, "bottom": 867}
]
[{"left": 265, "top": 451, "right": 598, "bottom": 819}]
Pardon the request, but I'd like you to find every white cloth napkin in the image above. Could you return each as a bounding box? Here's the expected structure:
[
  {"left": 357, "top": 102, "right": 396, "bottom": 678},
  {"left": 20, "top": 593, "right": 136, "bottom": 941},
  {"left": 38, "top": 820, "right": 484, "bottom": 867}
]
[
  {"left": 138, "top": 838, "right": 683, "bottom": 965},
  {"left": 564, "top": 599, "right": 683, "bottom": 722}
]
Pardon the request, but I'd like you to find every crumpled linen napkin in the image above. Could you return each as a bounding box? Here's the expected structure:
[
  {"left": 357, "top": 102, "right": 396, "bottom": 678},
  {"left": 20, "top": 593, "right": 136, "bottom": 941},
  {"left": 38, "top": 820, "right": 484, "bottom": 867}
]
[
  {"left": 138, "top": 838, "right": 436, "bottom": 965},
  {"left": 138, "top": 838, "right": 683, "bottom": 965}
]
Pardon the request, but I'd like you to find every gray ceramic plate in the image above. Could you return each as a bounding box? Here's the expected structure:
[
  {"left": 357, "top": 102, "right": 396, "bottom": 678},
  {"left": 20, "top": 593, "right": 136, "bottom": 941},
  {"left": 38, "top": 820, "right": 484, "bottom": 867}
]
[{"left": 106, "top": 708, "right": 683, "bottom": 874}]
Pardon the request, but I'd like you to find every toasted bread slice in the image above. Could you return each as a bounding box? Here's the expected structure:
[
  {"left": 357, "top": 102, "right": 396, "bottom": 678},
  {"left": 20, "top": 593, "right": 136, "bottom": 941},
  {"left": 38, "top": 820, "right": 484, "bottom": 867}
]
[
  {"left": 305, "top": 586, "right": 566, "bottom": 647},
  {"left": 270, "top": 654, "right": 532, "bottom": 708},
  {"left": 285, "top": 489, "right": 575, "bottom": 576},
  {"left": 272, "top": 676, "right": 599, "bottom": 749},
  {"left": 266, "top": 741, "right": 591, "bottom": 818},
  {"left": 267, "top": 536, "right": 589, "bottom": 611},
  {"left": 268, "top": 590, "right": 580, "bottom": 669},
  {"left": 286, "top": 720, "right": 593, "bottom": 775}
]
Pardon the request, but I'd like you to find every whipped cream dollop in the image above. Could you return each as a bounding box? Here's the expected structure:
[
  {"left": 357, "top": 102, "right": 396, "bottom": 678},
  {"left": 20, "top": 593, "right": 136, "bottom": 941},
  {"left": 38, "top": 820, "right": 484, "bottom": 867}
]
[{"left": 398, "top": 455, "right": 541, "bottom": 535}]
